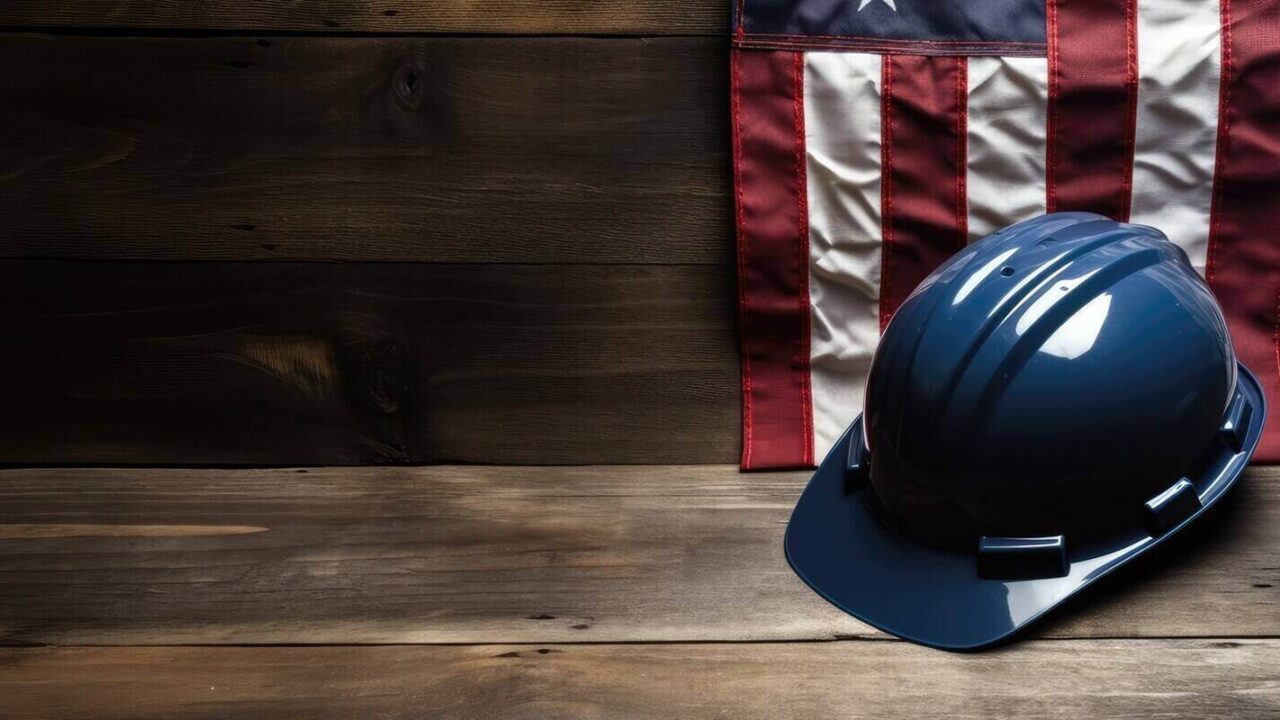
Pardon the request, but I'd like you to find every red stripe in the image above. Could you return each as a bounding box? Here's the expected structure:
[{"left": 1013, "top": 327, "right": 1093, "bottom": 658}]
[
  {"left": 1045, "top": 0, "right": 1138, "bottom": 220},
  {"left": 731, "top": 49, "right": 813, "bottom": 470},
  {"left": 1207, "top": 0, "right": 1280, "bottom": 462},
  {"left": 879, "top": 55, "right": 969, "bottom": 328}
]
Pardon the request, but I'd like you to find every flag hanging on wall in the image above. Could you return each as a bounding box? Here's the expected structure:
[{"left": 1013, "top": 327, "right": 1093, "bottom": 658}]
[{"left": 731, "top": 0, "right": 1280, "bottom": 470}]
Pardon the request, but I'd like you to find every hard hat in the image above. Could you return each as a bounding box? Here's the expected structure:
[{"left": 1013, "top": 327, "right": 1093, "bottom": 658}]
[{"left": 785, "top": 212, "right": 1266, "bottom": 651}]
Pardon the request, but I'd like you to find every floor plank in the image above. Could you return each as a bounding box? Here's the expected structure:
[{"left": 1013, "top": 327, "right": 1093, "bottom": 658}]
[
  {"left": 0, "top": 262, "right": 737, "bottom": 465},
  {"left": 0, "top": 465, "right": 1274, "bottom": 645},
  {"left": 0, "top": 2, "right": 725, "bottom": 34},
  {"left": 0, "top": 35, "right": 727, "bottom": 263},
  {"left": 2, "top": 640, "right": 1277, "bottom": 719}
]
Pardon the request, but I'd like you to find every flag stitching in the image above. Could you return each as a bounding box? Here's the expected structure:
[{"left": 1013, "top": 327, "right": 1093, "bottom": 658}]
[
  {"left": 1206, "top": 0, "right": 1233, "bottom": 287},
  {"left": 791, "top": 52, "right": 816, "bottom": 465},
  {"left": 879, "top": 56, "right": 896, "bottom": 330},
  {"left": 1045, "top": 0, "right": 1061, "bottom": 213},
  {"left": 730, "top": 50, "right": 756, "bottom": 469},
  {"left": 955, "top": 59, "right": 970, "bottom": 245},
  {"left": 1273, "top": 284, "right": 1280, "bottom": 396},
  {"left": 1120, "top": 0, "right": 1139, "bottom": 221}
]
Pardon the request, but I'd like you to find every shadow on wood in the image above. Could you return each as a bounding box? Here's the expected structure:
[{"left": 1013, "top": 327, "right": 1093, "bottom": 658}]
[{"left": 0, "top": 262, "right": 738, "bottom": 465}]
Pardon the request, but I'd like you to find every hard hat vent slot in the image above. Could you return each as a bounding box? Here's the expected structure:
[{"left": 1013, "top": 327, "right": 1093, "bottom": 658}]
[
  {"left": 976, "top": 536, "right": 1069, "bottom": 580},
  {"left": 843, "top": 432, "right": 870, "bottom": 494},
  {"left": 1220, "top": 392, "right": 1252, "bottom": 453},
  {"left": 1142, "top": 479, "right": 1203, "bottom": 537}
]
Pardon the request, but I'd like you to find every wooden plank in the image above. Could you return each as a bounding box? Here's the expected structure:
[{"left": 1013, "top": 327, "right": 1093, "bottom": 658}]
[
  {"left": 0, "top": 35, "right": 728, "bottom": 263},
  {"left": 0, "top": 2, "right": 725, "bottom": 34},
  {"left": 0, "top": 465, "right": 1274, "bottom": 645},
  {"left": 0, "top": 262, "right": 737, "bottom": 465},
  {"left": 2, "top": 641, "right": 1277, "bottom": 718}
]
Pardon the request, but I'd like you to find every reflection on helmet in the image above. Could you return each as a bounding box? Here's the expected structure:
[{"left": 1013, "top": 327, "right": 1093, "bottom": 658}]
[{"left": 785, "top": 212, "right": 1266, "bottom": 651}]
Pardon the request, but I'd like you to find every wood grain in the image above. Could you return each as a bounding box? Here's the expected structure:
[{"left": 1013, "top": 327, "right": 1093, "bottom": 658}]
[
  {"left": 0, "top": 2, "right": 726, "bottom": 34},
  {"left": 0, "top": 524, "right": 269, "bottom": 539},
  {"left": 0, "top": 465, "right": 1274, "bottom": 645},
  {"left": 0, "top": 34, "right": 728, "bottom": 263},
  {"left": 0, "top": 262, "right": 737, "bottom": 465},
  {"left": 3, "top": 640, "right": 1278, "bottom": 719}
]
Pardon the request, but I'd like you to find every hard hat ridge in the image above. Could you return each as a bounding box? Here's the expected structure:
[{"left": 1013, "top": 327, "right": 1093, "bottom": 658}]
[{"left": 863, "top": 213, "right": 1235, "bottom": 549}]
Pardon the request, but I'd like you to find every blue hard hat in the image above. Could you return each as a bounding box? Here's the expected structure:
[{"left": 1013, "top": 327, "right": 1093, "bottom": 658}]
[{"left": 785, "top": 212, "right": 1267, "bottom": 651}]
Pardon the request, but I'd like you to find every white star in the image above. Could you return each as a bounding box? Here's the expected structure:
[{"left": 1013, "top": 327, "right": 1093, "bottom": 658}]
[{"left": 857, "top": 0, "right": 898, "bottom": 11}]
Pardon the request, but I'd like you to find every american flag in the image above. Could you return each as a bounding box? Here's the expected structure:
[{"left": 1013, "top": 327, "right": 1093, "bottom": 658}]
[{"left": 731, "top": 0, "right": 1280, "bottom": 469}]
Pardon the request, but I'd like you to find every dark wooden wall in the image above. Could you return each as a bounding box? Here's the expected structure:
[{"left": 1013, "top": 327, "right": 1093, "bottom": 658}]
[
  {"left": 2, "top": 9, "right": 1278, "bottom": 716},
  {"left": 0, "top": 6, "right": 738, "bottom": 465}
]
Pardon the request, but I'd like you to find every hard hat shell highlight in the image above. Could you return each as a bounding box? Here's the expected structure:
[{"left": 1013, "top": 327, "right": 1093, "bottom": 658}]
[{"left": 784, "top": 212, "right": 1267, "bottom": 651}]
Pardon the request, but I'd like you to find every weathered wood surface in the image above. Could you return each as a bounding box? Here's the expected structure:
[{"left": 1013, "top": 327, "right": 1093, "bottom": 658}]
[
  {"left": 0, "top": 35, "right": 728, "bottom": 263},
  {"left": 0, "top": 2, "right": 725, "bottom": 34},
  {"left": 3, "top": 641, "right": 1278, "bottom": 719},
  {"left": 0, "top": 465, "right": 1274, "bottom": 646},
  {"left": 0, "top": 262, "right": 736, "bottom": 465}
]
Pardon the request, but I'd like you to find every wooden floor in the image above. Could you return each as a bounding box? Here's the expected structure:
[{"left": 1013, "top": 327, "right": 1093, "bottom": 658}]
[
  {"left": 0, "top": 465, "right": 1277, "bottom": 717},
  {"left": 0, "top": 2, "right": 1276, "bottom": 717}
]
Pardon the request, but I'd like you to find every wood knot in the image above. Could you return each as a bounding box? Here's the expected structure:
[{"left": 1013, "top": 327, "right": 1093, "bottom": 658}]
[
  {"left": 393, "top": 63, "right": 426, "bottom": 109},
  {"left": 359, "top": 59, "right": 443, "bottom": 142}
]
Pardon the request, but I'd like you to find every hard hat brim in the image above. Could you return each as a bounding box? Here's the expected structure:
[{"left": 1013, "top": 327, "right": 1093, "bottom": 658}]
[{"left": 784, "top": 362, "right": 1266, "bottom": 651}]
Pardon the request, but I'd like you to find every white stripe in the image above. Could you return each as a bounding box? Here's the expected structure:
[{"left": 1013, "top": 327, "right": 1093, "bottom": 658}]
[
  {"left": 804, "top": 52, "right": 883, "bottom": 460},
  {"left": 966, "top": 56, "right": 1049, "bottom": 243},
  {"left": 1130, "top": 0, "right": 1221, "bottom": 273}
]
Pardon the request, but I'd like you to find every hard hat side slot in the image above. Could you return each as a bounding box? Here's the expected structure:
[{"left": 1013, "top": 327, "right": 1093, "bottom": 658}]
[
  {"left": 844, "top": 423, "right": 870, "bottom": 495},
  {"left": 1142, "top": 479, "right": 1203, "bottom": 537},
  {"left": 1219, "top": 391, "right": 1252, "bottom": 453},
  {"left": 976, "top": 535, "right": 1069, "bottom": 580}
]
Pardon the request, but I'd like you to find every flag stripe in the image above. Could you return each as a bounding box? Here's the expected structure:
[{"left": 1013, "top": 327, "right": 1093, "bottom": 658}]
[
  {"left": 804, "top": 52, "right": 884, "bottom": 456},
  {"left": 1206, "top": 0, "right": 1280, "bottom": 462},
  {"left": 1130, "top": 0, "right": 1221, "bottom": 272},
  {"left": 879, "top": 55, "right": 970, "bottom": 328},
  {"left": 731, "top": 49, "right": 814, "bottom": 470},
  {"left": 966, "top": 57, "right": 1050, "bottom": 242},
  {"left": 1045, "top": 0, "right": 1138, "bottom": 220}
]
